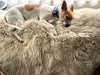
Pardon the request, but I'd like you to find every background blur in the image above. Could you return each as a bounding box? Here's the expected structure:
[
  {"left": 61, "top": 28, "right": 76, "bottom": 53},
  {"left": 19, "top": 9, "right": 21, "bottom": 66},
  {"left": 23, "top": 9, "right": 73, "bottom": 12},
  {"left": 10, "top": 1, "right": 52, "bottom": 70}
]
[{"left": 1, "top": 0, "right": 100, "bottom": 9}]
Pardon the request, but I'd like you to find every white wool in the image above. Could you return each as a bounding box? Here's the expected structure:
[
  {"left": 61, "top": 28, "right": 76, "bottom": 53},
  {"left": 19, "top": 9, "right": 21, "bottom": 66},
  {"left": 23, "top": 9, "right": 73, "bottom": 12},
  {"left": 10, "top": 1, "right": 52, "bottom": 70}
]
[{"left": 0, "top": 8, "right": 100, "bottom": 75}]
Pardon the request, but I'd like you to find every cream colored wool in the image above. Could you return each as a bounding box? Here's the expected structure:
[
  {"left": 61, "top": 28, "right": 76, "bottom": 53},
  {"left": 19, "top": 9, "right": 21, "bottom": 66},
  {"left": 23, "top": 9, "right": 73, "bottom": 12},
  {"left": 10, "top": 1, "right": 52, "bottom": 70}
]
[{"left": 0, "top": 8, "right": 100, "bottom": 75}]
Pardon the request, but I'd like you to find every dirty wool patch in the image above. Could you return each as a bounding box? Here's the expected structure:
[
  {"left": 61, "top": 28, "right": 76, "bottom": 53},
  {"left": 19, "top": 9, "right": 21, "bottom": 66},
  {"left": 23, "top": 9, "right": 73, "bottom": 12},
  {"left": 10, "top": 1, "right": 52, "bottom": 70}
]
[{"left": 0, "top": 8, "right": 100, "bottom": 75}]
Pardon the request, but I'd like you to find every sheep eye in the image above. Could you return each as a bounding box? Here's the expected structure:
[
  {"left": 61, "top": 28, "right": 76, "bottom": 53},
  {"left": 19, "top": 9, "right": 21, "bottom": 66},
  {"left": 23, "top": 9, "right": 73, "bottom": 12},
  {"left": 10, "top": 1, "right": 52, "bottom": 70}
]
[{"left": 66, "top": 16, "right": 69, "bottom": 20}]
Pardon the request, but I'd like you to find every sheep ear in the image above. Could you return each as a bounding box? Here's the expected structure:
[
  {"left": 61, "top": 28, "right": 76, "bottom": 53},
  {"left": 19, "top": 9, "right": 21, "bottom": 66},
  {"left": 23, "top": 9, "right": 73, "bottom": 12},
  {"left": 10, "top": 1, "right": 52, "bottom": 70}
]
[
  {"left": 71, "top": 5, "right": 73, "bottom": 12},
  {"left": 61, "top": 0, "right": 67, "bottom": 10}
]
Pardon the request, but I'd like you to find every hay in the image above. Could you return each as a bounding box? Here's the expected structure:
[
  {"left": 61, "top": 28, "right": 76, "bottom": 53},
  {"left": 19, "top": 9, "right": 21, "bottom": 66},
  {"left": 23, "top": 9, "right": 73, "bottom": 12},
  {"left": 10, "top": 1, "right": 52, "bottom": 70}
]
[{"left": 0, "top": 8, "right": 100, "bottom": 75}]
